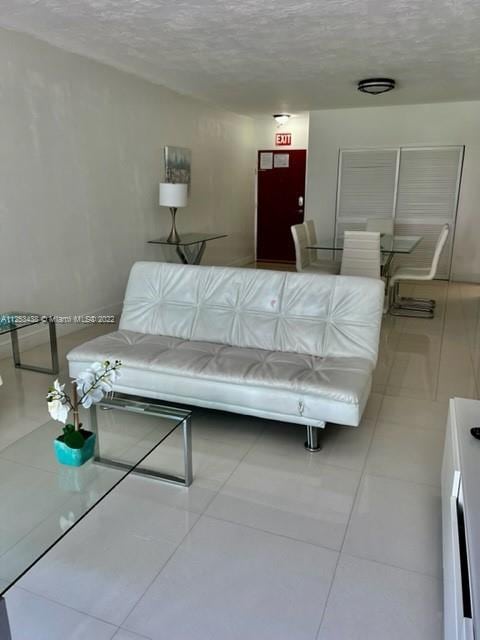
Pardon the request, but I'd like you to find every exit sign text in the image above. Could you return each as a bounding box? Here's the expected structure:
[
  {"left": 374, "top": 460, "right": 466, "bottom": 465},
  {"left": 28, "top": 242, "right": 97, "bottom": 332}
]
[{"left": 275, "top": 132, "right": 292, "bottom": 146}]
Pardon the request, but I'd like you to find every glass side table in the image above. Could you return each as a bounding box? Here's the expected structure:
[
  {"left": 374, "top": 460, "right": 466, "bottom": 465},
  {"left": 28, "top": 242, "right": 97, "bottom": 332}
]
[
  {"left": 0, "top": 312, "right": 59, "bottom": 375},
  {"left": 148, "top": 232, "right": 228, "bottom": 264}
]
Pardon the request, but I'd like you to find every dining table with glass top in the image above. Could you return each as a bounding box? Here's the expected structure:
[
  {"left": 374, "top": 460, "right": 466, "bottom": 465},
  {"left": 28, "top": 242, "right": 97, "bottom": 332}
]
[{"left": 307, "top": 234, "right": 423, "bottom": 277}]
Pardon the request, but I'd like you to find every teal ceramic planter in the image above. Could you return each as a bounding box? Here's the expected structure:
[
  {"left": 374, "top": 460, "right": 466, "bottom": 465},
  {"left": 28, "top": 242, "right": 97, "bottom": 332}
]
[{"left": 54, "top": 431, "right": 96, "bottom": 467}]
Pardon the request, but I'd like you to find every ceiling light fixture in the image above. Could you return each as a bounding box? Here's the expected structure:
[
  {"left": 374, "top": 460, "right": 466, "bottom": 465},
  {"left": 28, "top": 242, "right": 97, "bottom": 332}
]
[
  {"left": 273, "top": 113, "right": 291, "bottom": 126},
  {"left": 357, "top": 78, "right": 396, "bottom": 95}
]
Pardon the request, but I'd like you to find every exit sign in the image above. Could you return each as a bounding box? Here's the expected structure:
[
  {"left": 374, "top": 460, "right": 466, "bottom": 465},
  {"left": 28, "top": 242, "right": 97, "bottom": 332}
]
[{"left": 275, "top": 132, "right": 292, "bottom": 146}]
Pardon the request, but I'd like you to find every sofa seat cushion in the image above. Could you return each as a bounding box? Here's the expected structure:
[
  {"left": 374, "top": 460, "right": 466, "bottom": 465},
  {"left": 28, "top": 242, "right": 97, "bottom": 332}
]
[{"left": 67, "top": 330, "right": 373, "bottom": 426}]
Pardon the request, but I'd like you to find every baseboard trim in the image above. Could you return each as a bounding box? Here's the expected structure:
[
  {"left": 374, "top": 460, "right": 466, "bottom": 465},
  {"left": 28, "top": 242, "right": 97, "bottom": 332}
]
[
  {"left": 227, "top": 254, "right": 255, "bottom": 267},
  {"left": 450, "top": 272, "right": 480, "bottom": 284}
]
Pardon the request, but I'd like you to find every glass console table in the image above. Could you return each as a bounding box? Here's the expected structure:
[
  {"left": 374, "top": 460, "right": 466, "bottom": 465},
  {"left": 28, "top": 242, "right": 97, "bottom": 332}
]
[
  {"left": 0, "top": 395, "right": 192, "bottom": 638},
  {"left": 308, "top": 234, "right": 423, "bottom": 277},
  {"left": 0, "top": 312, "right": 59, "bottom": 375},
  {"left": 148, "top": 232, "right": 228, "bottom": 264}
]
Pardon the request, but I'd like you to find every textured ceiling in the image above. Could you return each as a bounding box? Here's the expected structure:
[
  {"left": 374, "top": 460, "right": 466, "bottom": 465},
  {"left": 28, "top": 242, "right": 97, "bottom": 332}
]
[{"left": 1, "top": 0, "right": 480, "bottom": 114}]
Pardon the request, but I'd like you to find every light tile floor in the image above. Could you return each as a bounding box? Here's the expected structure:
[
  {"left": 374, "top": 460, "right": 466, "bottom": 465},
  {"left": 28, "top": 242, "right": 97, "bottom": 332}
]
[{"left": 0, "top": 280, "right": 479, "bottom": 639}]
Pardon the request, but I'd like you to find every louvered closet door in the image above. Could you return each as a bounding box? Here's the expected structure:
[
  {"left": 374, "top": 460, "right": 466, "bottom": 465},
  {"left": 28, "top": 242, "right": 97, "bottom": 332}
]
[
  {"left": 336, "top": 149, "right": 398, "bottom": 244},
  {"left": 393, "top": 146, "right": 463, "bottom": 278}
]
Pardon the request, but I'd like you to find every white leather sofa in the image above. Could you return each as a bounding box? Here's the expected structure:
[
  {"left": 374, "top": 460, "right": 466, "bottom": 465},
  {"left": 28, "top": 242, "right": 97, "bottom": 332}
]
[{"left": 67, "top": 262, "right": 384, "bottom": 450}]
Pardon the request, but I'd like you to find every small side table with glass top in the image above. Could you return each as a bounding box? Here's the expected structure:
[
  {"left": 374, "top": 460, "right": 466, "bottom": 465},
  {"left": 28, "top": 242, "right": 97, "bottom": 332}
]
[
  {"left": 0, "top": 312, "right": 59, "bottom": 375},
  {"left": 148, "top": 232, "right": 228, "bottom": 265}
]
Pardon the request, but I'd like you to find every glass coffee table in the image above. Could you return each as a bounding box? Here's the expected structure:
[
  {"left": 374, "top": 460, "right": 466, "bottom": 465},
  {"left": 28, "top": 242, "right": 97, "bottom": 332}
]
[{"left": 0, "top": 395, "right": 192, "bottom": 639}]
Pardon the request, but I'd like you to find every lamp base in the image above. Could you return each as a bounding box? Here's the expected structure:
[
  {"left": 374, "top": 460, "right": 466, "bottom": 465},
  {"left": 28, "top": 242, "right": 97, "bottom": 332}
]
[{"left": 167, "top": 208, "right": 180, "bottom": 244}]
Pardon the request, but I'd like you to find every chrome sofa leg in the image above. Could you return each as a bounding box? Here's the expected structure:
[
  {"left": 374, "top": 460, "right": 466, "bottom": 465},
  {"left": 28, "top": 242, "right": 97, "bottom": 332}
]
[{"left": 305, "top": 425, "right": 323, "bottom": 452}]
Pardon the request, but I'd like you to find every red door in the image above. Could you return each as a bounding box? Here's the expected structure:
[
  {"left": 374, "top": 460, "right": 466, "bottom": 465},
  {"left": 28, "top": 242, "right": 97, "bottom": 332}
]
[{"left": 256, "top": 149, "right": 306, "bottom": 262}]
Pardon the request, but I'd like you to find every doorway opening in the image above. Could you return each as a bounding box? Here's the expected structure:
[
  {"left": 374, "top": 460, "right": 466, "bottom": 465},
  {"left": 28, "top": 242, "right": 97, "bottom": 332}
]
[{"left": 256, "top": 149, "right": 307, "bottom": 264}]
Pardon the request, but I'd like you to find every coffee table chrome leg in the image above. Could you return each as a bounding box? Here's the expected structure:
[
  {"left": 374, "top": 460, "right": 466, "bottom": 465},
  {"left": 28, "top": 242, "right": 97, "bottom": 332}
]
[
  {"left": 0, "top": 596, "right": 12, "bottom": 640},
  {"left": 10, "top": 320, "right": 59, "bottom": 375},
  {"left": 183, "top": 414, "right": 193, "bottom": 487},
  {"left": 48, "top": 318, "right": 59, "bottom": 374},
  {"left": 90, "top": 403, "right": 193, "bottom": 487},
  {"left": 10, "top": 328, "right": 21, "bottom": 368},
  {"left": 89, "top": 405, "right": 100, "bottom": 458}
]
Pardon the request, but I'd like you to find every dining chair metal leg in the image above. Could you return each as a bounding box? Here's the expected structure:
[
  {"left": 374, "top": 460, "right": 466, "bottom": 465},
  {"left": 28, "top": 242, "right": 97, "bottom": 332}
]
[
  {"left": 389, "top": 281, "right": 435, "bottom": 318},
  {"left": 390, "top": 305, "right": 434, "bottom": 318}
]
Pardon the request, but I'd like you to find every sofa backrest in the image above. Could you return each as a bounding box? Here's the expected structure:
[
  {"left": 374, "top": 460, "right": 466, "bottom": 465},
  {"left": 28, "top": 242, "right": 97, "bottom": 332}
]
[{"left": 120, "top": 262, "right": 384, "bottom": 366}]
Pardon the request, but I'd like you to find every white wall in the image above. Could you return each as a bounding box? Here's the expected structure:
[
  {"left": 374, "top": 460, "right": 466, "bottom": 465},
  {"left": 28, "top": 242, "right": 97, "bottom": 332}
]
[
  {"left": 253, "top": 113, "right": 309, "bottom": 151},
  {"left": 306, "top": 101, "right": 480, "bottom": 282},
  {"left": 0, "top": 28, "right": 255, "bottom": 353}
]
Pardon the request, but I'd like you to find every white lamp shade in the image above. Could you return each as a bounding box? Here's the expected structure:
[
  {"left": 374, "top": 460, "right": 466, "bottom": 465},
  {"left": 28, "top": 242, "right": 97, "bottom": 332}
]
[{"left": 159, "top": 182, "right": 188, "bottom": 208}]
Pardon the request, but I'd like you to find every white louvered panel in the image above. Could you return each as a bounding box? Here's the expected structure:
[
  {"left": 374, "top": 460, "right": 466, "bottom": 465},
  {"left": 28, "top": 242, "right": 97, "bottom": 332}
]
[
  {"left": 392, "top": 222, "right": 453, "bottom": 279},
  {"left": 337, "top": 149, "right": 398, "bottom": 221},
  {"left": 396, "top": 147, "right": 463, "bottom": 222}
]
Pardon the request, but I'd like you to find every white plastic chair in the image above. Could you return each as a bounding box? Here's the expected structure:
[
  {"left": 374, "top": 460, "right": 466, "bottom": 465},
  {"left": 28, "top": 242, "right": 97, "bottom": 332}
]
[
  {"left": 366, "top": 217, "right": 394, "bottom": 235},
  {"left": 291, "top": 224, "right": 339, "bottom": 274},
  {"left": 340, "top": 231, "right": 381, "bottom": 279},
  {"left": 388, "top": 224, "right": 450, "bottom": 318}
]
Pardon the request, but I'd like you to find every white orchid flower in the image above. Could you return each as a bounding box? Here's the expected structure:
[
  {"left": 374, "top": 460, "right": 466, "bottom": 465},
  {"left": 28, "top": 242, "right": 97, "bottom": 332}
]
[
  {"left": 75, "top": 360, "right": 121, "bottom": 409},
  {"left": 48, "top": 360, "right": 121, "bottom": 427},
  {"left": 47, "top": 379, "right": 70, "bottom": 424},
  {"left": 78, "top": 385, "right": 104, "bottom": 409}
]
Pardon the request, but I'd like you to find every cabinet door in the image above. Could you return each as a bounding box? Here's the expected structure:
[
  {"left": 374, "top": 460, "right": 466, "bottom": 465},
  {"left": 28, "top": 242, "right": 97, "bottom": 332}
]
[
  {"left": 442, "top": 403, "right": 460, "bottom": 639},
  {"left": 442, "top": 401, "right": 474, "bottom": 640}
]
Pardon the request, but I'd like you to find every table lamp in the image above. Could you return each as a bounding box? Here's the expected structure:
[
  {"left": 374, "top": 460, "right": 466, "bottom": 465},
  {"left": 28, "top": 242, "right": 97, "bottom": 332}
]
[{"left": 159, "top": 182, "right": 188, "bottom": 243}]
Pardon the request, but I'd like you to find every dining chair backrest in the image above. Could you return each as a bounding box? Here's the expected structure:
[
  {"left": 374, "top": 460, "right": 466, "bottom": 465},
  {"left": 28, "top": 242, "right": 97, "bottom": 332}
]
[
  {"left": 366, "top": 217, "right": 394, "bottom": 235},
  {"left": 291, "top": 223, "right": 310, "bottom": 272},
  {"left": 340, "top": 231, "right": 381, "bottom": 279},
  {"left": 304, "top": 220, "right": 318, "bottom": 246},
  {"left": 428, "top": 224, "right": 450, "bottom": 278}
]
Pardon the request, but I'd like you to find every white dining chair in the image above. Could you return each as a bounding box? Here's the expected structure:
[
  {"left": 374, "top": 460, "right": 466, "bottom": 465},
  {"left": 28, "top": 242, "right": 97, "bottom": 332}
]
[
  {"left": 388, "top": 224, "right": 450, "bottom": 318},
  {"left": 304, "top": 219, "right": 318, "bottom": 245},
  {"left": 291, "top": 224, "right": 339, "bottom": 274},
  {"left": 340, "top": 231, "right": 381, "bottom": 279},
  {"left": 366, "top": 217, "right": 394, "bottom": 235},
  {"left": 366, "top": 219, "right": 394, "bottom": 277}
]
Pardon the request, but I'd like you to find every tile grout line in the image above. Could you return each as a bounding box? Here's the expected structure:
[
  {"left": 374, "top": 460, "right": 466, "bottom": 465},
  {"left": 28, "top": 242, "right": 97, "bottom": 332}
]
[
  {"left": 433, "top": 281, "right": 457, "bottom": 402},
  {"left": 339, "top": 549, "right": 443, "bottom": 581},
  {"left": 116, "top": 420, "right": 267, "bottom": 630},
  {"left": 313, "top": 390, "right": 384, "bottom": 639},
  {"left": 12, "top": 584, "right": 120, "bottom": 632}
]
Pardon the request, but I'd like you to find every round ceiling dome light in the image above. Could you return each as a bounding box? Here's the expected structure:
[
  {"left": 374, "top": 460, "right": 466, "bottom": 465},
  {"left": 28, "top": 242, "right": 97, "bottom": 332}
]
[
  {"left": 273, "top": 113, "right": 291, "bottom": 125},
  {"left": 357, "top": 78, "right": 396, "bottom": 95}
]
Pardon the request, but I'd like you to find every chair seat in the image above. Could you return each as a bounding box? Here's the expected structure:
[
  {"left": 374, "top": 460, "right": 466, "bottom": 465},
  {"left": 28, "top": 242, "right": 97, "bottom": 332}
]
[{"left": 390, "top": 266, "right": 431, "bottom": 282}]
